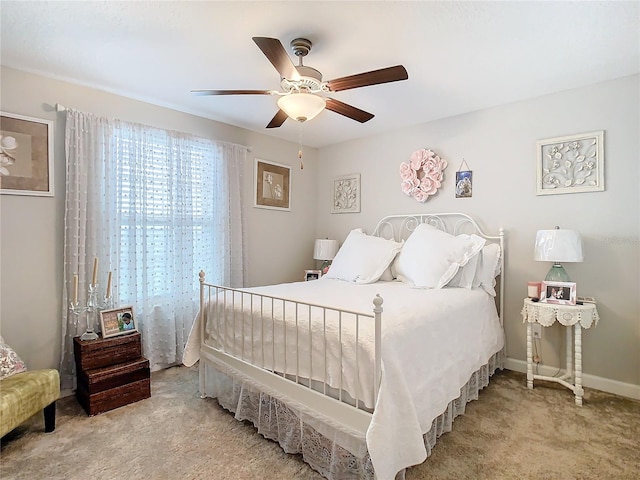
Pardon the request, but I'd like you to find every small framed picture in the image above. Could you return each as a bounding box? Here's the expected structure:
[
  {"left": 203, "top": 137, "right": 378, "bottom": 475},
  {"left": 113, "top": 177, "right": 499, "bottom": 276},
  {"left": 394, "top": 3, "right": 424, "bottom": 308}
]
[
  {"left": 541, "top": 281, "right": 577, "bottom": 305},
  {"left": 100, "top": 306, "right": 137, "bottom": 338},
  {"left": 304, "top": 269, "right": 322, "bottom": 281}
]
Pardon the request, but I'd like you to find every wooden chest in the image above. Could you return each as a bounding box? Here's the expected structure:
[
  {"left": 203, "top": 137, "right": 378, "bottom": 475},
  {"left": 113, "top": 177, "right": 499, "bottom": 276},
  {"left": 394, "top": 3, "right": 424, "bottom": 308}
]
[
  {"left": 74, "top": 333, "right": 142, "bottom": 371},
  {"left": 73, "top": 333, "right": 151, "bottom": 416}
]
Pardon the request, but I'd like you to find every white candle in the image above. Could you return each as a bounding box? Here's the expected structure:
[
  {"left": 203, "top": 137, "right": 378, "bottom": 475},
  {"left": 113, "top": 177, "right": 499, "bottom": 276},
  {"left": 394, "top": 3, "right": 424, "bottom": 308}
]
[
  {"left": 106, "top": 271, "right": 112, "bottom": 298},
  {"left": 92, "top": 257, "right": 99, "bottom": 286},
  {"left": 73, "top": 274, "right": 78, "bottom": 304}
]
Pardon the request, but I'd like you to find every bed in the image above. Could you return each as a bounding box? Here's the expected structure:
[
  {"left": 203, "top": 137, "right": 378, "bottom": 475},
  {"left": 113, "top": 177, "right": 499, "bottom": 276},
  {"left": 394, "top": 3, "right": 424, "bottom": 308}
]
[{"left": 183, "top": 213, "right": 505, "bottom": 480}]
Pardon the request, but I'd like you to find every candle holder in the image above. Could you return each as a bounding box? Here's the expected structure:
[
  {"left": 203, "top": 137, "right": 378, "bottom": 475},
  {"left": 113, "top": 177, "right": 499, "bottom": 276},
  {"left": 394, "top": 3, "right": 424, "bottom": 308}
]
[{"left": 71, "top": 283, "right": 113, "bottom": 341}]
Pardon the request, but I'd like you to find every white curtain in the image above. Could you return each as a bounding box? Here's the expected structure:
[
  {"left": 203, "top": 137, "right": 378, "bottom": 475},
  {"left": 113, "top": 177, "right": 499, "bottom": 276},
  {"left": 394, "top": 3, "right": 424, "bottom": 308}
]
[{"left": 60, "top": 109, "right": 247, "bottom": 389}]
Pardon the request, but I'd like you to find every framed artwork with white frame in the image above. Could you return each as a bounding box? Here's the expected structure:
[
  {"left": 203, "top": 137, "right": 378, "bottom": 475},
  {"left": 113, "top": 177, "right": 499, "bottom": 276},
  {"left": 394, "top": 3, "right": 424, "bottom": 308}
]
[
  {"left": 331, "top": 173, "right": 361, "bottom": 214},
  {"left": 0, "top": 111, "right": 54, "bottom": 196},
  {"left": 541, "top": 281, "right": 577, "bottom": 305},
  {"left": 254, "top": 158, "right": 291, "bottom": 211},
  {"left": 536, "top": 130, "right": 604, "bottom": 195}
]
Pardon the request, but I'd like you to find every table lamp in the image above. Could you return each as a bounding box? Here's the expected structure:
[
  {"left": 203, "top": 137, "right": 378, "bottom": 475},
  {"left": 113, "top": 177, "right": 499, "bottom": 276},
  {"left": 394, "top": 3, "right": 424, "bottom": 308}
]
[
  {"left": 534, "top": 226, "right": 583, "bottom": 282},
  {"left": 314, "top": 239, "right": 339, "bottom": 274}
]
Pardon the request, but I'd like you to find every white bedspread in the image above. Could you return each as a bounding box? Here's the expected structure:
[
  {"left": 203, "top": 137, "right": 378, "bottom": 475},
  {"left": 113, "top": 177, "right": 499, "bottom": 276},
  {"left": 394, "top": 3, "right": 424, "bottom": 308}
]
[{"left": 183, "top": 278, "right": 503, "bottom": 480}]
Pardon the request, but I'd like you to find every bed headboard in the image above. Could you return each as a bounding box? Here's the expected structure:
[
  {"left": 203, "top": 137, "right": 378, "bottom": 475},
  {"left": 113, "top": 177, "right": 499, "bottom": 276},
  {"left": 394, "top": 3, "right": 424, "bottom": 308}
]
[
  {"left": 372, "top": 212, "right": 502, "bottom": 243},
  {"left": 372, "top": 213, "right": 505, "bottom": 331}
]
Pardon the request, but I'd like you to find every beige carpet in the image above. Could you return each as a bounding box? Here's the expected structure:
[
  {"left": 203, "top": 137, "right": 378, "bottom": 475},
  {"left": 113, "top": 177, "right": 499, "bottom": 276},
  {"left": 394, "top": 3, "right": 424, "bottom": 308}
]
[{"left": 1, "top": 366, "right": 639, "bottom": 480}]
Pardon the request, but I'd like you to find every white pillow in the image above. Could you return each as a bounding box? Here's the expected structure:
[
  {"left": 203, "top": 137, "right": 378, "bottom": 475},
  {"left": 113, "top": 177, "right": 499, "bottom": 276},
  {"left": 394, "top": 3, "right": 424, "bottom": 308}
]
[
  {"left": 446, "top": 234, "right": 485, "bottom": 289},
  {"left": 379, "top": 266, "right": 395, "bottom": 282},
  {"left": 394, "top": 224, "right": 486, "bottom": 289},
  {"left": 323, "top": 229, "right": 403, "bottom": 284},
  {"left": 473, "top": 243, "right": 502, "bottom": 296}
]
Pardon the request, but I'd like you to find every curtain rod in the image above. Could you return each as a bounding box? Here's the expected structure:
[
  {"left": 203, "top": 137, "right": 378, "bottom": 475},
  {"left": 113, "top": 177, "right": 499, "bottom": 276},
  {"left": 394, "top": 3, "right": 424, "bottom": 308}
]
[{"left": 54, "top": 103, "right": 252, "bottom": 152}]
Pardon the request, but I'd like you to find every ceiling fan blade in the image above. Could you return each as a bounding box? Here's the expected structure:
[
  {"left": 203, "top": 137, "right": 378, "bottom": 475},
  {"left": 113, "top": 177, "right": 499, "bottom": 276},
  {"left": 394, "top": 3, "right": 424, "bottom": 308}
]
[
  {"left": 191, "top": 89, "right": 272, "bottom": 96},
  {"left": 326, "top": 65, "right": 408, "bottom": 92},
  {"left": 325, "top": 98, "right": 374, "bottom": 123},
  {"left": 252, "top": 37, "right": 300, "bottom": 81},
  {"left": 266, "top": 109, "right": 288, "bottom": 129}
]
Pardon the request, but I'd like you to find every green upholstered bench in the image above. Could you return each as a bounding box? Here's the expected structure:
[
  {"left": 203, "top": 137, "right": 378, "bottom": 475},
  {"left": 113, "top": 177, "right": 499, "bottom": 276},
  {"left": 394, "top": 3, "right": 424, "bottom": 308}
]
[{"left": 0, "top": 369, "right": 61, "bottom": 437}]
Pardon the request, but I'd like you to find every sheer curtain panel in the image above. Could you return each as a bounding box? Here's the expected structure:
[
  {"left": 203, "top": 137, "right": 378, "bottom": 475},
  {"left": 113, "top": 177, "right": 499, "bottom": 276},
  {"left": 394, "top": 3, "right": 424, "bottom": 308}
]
[{"left": 61, "top": 109, "right": 247, "bottom": 389}]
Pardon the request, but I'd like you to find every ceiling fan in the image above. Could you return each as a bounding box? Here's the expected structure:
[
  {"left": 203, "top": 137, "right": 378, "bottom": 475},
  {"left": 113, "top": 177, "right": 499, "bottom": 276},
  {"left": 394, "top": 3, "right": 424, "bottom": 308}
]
[{"left": 192, "top": 37, "right": 408, "bottom": 128}]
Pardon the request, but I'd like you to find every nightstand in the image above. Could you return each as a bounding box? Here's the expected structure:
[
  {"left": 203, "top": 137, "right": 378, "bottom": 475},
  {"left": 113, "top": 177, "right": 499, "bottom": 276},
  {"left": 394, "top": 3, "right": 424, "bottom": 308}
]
[{"left": 521, "top": 298, "right": 599, "bottom": 406}]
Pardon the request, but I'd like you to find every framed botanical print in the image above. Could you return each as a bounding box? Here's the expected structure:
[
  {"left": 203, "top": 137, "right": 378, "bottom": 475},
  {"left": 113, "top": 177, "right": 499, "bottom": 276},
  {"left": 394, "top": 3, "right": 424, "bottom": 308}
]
[
  {"left": 0, "top": 111, "right": 54, "bottom": 196},
  {"left": 254, "top": 158, "right": 291, "bottom": 211}
]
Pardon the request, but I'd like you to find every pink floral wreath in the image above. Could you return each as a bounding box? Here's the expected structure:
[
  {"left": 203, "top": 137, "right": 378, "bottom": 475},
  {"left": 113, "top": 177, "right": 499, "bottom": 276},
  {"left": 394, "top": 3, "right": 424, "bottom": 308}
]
[{"left": 400, "top": 149, "right": 448, "bottom": 202}]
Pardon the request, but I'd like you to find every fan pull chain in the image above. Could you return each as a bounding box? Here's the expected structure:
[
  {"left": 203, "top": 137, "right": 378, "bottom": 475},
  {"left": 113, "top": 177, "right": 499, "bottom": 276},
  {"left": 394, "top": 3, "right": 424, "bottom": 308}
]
[{"left": 298, "top": 121, "right": 304, "bottom": 170}]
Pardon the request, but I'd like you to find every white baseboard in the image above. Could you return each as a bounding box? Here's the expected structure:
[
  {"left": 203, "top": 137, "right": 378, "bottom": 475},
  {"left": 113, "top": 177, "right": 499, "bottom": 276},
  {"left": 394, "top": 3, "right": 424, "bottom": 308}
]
[{"left": 504, "top": 357, "right": 640, "bottom": 400}]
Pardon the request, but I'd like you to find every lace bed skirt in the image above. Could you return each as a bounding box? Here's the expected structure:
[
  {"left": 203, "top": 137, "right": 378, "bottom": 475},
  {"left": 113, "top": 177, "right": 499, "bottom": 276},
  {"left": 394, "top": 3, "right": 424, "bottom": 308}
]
[{"left": 202, "top": 352, "right": 501, "bottom": 480}]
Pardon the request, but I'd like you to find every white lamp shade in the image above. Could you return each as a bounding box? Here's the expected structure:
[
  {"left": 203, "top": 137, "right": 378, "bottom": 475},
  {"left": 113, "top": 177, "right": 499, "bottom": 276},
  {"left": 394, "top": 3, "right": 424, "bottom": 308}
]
[
  {"left": 314, "top": 239, "right": 339, "bottom": 261},
  {"left": 277, "top": 93, "right": 326, "bottom": 122},
  {"left": 534, "top": 229, "right": 584, "bottom": 262}
]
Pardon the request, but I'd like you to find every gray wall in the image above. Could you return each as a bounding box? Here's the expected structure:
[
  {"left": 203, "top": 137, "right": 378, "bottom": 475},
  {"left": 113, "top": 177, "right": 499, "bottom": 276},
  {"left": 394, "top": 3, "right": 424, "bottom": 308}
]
[
  {"left": 316, "top": 75, "right": 639, "bottom": 391},
  {"left": 2, "top": 66, "right": 638, "bottom": 395},
  {"left": 0, "top": 66, "right": 319, "bottom": 371}
]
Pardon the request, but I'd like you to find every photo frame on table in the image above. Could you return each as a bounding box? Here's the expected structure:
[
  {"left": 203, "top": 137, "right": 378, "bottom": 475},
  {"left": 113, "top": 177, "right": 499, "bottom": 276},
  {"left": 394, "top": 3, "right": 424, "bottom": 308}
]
[
  {"left": 304, "top": 270, "right": 322, "bottom": 281},
  {"left": 536, "top": 130, "right": 604, "bottom": 196},
  {"left": 100, "top": 306, "right": 137, "bottom": 338},
  {"left": 540, "top": 281, "right": 577, "bottom": 305},
  {"left": 331, "top": 173, "right": 361, "bottom": 213},
  {"left": 0, "top": 111, "right": 54, "bottom": 196},
  {"left": 254, "top": 158, "right": 291, "bottom": 211}
]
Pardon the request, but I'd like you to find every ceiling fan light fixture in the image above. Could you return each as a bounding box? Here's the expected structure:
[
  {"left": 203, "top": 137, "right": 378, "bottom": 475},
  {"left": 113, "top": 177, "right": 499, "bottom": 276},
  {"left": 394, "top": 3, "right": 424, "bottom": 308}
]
[{"left": 277, "top": 92, "right": 326, "bottom": 123}]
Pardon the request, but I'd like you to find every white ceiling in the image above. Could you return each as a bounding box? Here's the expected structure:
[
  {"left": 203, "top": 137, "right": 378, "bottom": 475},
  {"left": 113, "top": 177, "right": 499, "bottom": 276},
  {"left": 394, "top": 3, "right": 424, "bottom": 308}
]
[{"left": 1, "top": 1, "right": 638, "bottom": 148}]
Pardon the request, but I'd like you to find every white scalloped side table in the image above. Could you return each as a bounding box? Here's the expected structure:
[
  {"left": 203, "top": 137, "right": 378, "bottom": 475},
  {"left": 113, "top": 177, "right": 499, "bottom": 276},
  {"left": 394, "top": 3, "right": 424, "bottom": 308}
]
[{"left": 521, "top": 298, "right": 600, "bottom": 406}]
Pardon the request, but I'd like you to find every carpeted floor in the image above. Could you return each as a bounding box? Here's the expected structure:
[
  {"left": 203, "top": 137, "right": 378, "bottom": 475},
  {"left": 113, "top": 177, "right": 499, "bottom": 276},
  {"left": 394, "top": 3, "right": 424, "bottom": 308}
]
[{"left": 1, "top": 366, "right": 639, "bottom": 480}]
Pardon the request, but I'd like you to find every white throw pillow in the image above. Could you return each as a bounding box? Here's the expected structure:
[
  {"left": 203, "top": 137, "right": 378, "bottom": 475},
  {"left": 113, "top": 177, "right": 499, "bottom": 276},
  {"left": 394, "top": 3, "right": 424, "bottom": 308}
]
[
  {"left": 394, "top": 224, "right": 485, "bottom": 289},
  {"left": 473, "top": 243, "right": 502, "bottom": 296},
  {"left": 324, "top": 229, "right": 403, "bottom": 284},
  {"left": 446, "top": 234, "right": 485, "bottom": 289}
]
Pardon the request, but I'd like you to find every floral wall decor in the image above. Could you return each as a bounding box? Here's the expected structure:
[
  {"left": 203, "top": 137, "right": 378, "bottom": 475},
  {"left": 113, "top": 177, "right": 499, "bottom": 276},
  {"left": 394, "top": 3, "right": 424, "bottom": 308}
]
[
  {"left": 400, "top": 148, "right": 448, "bottom": 203},
  {"left": 331, "top": 173, "right": 360, "bottom": 213},
  {"left": 536, "top": 131, "right": 604, "bottom": 195}
]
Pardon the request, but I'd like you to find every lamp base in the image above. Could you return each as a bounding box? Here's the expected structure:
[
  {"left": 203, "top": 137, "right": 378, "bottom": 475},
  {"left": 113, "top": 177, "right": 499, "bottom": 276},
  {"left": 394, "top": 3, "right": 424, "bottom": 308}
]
[
  {"left": 545, "top": 263, "right": 571, "bottom": 282},
  {"left": 321, "top": 260, "right": 331, "bottom": 275}
]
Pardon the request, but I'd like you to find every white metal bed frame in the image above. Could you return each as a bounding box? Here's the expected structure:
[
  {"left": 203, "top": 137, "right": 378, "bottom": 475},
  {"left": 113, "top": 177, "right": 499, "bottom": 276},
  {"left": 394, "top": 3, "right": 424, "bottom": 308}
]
[{"left": 196, "top": 212, "right": 505, "bottom": 465}]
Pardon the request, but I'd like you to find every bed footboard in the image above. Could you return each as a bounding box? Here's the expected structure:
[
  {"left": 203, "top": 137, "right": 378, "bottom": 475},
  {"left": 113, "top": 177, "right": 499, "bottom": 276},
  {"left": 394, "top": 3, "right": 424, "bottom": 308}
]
[{"left": 197, "top": 271, "right": 383, "bottom": 436}]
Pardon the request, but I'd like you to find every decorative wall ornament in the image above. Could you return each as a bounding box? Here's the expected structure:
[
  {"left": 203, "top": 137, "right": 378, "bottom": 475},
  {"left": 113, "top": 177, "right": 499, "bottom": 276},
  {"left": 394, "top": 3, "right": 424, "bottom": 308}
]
[
  {"left": 536, "top": 131, "right": 604, "bottom": 195},
  {"left": 255, "top": 158, "right": 291, "bottom": 211},
  {"left": 455, "top": 158, "right": 472, "bottom": 198},
  {"left": 0, "top": 111, "right": 54, "bottom": 196},
  {"left": 331, "top": 173, "right": 360, "bottom": 214},
  {"left": 400, "top": 148, "right": 447, "bottom": 203}
]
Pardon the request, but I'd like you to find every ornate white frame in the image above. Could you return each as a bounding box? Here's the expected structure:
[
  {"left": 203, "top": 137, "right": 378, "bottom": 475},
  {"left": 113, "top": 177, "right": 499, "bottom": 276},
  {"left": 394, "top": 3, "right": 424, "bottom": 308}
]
[
  {"left": 536, "top": 130, "right": 604, "bottom": 195},
  {"left": 331, "top": 173, "right": 360, "bottom": 214}
]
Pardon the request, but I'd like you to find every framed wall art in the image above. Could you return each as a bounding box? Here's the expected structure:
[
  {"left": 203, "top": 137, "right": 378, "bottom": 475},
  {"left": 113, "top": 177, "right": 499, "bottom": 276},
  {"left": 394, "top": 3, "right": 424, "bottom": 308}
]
[
  {"left": 0, "top": 111, "right": 54, "bottom": 196},
  {"left": 455, "top": 159, "right": 472, "bottom": 198},
  {"left": 99, "top": 306, "right": 137, "bottom": 338},
  {"left": 331, "top": 173, "right": 360, "bottom": 214},
  {"left": 536, "top": 131, "right": 604, "bottom": 195},
  {"left": 254, "top": 158, "right": 291, "bottom": 211}
]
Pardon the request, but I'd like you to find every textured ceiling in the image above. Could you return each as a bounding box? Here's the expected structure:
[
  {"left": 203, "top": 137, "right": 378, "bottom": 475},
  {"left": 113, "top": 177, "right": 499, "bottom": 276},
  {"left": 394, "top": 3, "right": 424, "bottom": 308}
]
[{"left": 1, "top": 1, "right": 638, "bottom": 148}]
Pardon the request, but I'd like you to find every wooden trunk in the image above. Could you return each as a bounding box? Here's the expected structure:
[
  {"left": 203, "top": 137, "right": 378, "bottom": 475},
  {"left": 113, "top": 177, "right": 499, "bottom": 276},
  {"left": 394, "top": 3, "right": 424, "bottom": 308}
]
[
  {"left": 74, "top": 333, "right": 151, "bottom": 416},
  {"left": 74, "top": 333, "right": 142, "bottom": 371}
]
